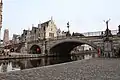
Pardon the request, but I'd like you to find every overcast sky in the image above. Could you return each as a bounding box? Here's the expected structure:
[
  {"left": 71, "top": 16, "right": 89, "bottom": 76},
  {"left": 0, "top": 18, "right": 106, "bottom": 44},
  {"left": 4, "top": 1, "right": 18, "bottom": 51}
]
[{"left": 2, "top": 0, "right": 120, "bottom": 39}]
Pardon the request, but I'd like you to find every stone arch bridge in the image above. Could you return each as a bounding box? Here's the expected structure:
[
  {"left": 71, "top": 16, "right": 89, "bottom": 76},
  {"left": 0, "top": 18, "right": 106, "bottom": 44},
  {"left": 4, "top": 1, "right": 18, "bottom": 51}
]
[
  {"left": 7, "top": 36, "right": 120, "bottom": 56},
  {"left": 22, "top": 36, "right": 105, "bottom": 55}
]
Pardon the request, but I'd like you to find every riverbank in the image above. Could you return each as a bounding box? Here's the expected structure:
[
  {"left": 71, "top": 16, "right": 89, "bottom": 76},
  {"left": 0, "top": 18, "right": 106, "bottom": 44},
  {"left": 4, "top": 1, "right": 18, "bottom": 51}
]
[
  {"left": 0, "top": 52, "right": 56, "bottom": 60},
  {"left": 0, "top": 52, "right": 94, "bottom": 60},
  {"left": 0, "top": 58, "right": 120, "bottom": 80},
  {"left": 0, "top": 54, "right": 45, "bottom": 60}
]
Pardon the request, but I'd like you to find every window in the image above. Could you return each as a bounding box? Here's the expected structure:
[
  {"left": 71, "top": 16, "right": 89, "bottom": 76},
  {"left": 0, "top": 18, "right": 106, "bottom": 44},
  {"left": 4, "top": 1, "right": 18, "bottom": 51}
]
[{"left": 49, "top": 33, "right": 54, "bottom": 38}]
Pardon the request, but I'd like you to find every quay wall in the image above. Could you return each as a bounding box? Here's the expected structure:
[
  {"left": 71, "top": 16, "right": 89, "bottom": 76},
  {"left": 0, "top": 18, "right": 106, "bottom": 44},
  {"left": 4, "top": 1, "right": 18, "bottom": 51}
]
[{"left": 0, "top": 58, "right": 120, "bottom": 80}]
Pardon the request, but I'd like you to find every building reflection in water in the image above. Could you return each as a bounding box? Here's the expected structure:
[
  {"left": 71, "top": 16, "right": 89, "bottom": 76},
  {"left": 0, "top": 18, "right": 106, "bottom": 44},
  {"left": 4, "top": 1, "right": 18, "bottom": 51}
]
[
  {"left": 0, "top": 53, "right": 97, "bottom": 73},
  {"left": 0, "top": 62, "right": 20, "bottom": 73}
]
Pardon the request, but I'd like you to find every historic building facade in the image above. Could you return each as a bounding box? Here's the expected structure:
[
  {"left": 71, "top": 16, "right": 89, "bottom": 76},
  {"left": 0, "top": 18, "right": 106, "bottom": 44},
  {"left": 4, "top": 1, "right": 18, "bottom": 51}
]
[
  {"left": 57, "top": 29, "right": 68, "bottom": 37},
  {"left": 12, "top": 34, "right": 20, "bottom": 44},
  {"left": 10, "top": 18, "right": 70, "bottom": 54},
  {"left": 19, "top": 18, "right": 58, "bottom": 43},
  {"left": 38, "top": 18, "right": 57, "bottom": 39}
]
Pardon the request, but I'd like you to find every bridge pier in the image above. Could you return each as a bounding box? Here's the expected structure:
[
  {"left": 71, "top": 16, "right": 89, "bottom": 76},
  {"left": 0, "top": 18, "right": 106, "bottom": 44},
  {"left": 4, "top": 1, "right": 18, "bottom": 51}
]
[
  {"left": 102, "top": 35, "right": 115, "bottom": 58},
  {"left": 42, "top": 45, "right": 48, "bottom": 55},
  {"left": 102, "top": 40, "right": 115, "bottom": 58}
]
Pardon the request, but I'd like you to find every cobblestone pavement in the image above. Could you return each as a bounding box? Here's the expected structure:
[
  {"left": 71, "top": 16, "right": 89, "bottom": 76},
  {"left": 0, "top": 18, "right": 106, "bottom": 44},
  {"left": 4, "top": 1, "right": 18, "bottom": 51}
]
[{"left": 0, "top": 58, "right": 120, "bottom": 80}]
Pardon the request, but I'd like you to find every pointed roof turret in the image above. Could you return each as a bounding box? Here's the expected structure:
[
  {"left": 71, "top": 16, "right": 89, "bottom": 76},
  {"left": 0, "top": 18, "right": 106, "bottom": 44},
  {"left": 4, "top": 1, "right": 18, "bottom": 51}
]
[
  {"left": 51, "top": 16, "right": 53, "bottom": 21},
  {"left": 28, "top": 27, "right": 30, "bottom": 30},
  {"left": 32, "top": 24, "right": 34, "bottom": 27},
  {"left": 0, "top": 0, "right": 3, "bottom": 4},
  {"left": 38, "top": 20, "right": 41, "bottom": 28}
]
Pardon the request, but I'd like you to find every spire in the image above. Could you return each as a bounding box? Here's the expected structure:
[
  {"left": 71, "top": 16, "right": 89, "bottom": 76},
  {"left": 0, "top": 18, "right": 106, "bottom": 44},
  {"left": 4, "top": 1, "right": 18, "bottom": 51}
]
[
  {"left": 28, "top": 27, "right": 30, "bottom": 31},
  {"left": 39, "top": 20, "right": 41, "bottom": 24},
  {"left": 32, "top": 24, "right": 34, "bottom": 27},
  {"left": 38, "top": 20, "right": 41, "bottom": 28},
  {"left": 0, "top": 0, "right": 2, "bottom": 29},
  {"left": 51, "top": 16, "right": 53, "bottom": 20}
]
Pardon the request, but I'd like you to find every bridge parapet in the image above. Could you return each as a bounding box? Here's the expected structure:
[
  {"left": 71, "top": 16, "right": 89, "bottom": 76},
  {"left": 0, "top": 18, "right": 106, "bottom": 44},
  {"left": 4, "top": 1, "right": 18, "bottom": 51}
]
[
  {"left": 19, "top": 33, "right": 120, "bottom": 55},
  {"left": 26, "top": 34, "right": 120, "bottom": 46},
  {"left": 46, "top": 36, "right": 99, "bottom": 43},
  {"left": 82, "top": 30, "right": 118, "bottom": 36}
]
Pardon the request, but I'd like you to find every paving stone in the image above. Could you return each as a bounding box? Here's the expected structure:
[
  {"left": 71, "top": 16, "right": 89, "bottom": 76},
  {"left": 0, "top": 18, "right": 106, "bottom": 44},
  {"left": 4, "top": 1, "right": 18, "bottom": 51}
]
[{"left": 0, "top": 58, "right": 120, "bottom": 80}]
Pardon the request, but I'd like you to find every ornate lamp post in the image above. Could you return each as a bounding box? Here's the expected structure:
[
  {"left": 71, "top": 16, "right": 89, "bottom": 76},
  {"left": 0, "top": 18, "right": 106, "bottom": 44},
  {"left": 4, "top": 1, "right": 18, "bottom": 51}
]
[
  {"left": 66, "top": 22, "right": 71, "bottom": 37},
  {"left": 67, "top": 22, "right": 70, "bottom": 33}
]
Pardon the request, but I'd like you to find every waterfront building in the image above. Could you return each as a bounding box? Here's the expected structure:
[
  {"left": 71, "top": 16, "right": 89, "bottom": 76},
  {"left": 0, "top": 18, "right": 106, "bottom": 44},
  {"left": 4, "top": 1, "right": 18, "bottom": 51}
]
[
  {"left": 30, "top": 26, "right": 39, "bottom": 41},
  {"left": 71, "top": 44, "right": 93, "bottom": 53},
  {"left": 57, "top": 28, "right": 62, "bottom": 37},
  {"left": 61, "top": 31, "right": 68, "bottom": 36},
  {"left": 20, "top": 18, "right": 58, "bottom": 42},
  {"left": 82, "top": 44, "right": 93, "bottom": 50},
  {"left": 56, "top": 28, "right": 68, "bottom": 37},
  {"left": 38, "top": 18, "right": 57, "bottom": 39},
  {"left": 21, "top": 30, "right": 28, "bottom": 42},
  {"left": 8, "top": 40, "right": 14, "bottom": 45},
  {"left": 26, "top": 29, "right": 31, "bottom": 42},
  {"left": 12, "top": 34, "right": 20, "bottom": 44}
]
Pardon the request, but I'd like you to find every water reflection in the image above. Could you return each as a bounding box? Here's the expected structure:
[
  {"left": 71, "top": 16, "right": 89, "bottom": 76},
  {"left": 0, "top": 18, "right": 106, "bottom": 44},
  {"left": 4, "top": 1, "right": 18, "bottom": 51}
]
[{"left": 0, "top": 54, "right": 97, "bottom": 73}]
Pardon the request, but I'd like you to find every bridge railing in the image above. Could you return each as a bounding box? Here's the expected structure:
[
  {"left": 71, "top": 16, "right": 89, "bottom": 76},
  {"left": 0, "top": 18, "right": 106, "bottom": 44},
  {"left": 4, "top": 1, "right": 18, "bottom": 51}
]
[
  {"left": 46, "top": 30, "right": 118, "bottom": 41},
  {"left": 16, "top": 29, "right": 119, "bottom": 44},
  {"left": 46, "top": 36, "right": 67, "bottom": 41},
  {"left": 82, "top": 30, "right": 118, "bottom": 36}
]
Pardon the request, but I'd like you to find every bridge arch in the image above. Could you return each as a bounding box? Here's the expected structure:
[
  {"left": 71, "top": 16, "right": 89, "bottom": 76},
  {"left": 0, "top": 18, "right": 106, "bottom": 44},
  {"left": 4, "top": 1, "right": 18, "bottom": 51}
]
[
  {"left": 30, "top": 45, "right": 41, "bottom": 54},
  {"left": 49, "top": 39, "right": 100, "bottom": 56}
]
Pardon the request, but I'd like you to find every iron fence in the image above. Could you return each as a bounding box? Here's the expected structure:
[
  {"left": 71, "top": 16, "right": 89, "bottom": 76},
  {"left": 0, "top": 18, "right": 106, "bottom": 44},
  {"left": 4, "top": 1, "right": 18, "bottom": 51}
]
[{"left": 82, "top": 30, "right": 118, "bottom": 36}]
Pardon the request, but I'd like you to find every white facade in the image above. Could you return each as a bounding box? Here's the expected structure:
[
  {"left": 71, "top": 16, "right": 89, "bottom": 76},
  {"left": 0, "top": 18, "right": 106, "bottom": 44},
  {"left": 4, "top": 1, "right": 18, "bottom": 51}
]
[
  {"left": 46, "top": 20, "right": 57, "bottom": 38},
  {"left": 39, "top": 19, "right": 57, "bottom": 39},
  {"left": 81, "top": 44, "right": 93, "bottom": 50},
  {"left": 20, "top": 18, "right": 58, "bottom": 42},
  {"left": 75, "top": 44, "right": 93, "bottom": 51}
]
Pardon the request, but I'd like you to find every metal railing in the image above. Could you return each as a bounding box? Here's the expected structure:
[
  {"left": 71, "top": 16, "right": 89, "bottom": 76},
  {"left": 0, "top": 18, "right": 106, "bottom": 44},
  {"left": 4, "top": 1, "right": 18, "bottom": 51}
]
[
  {"left": 11, "top": 29, "right": 119, "bottom": 45},
  {"left": 82, "top": 30, "right": 118, "bottom": 36}
]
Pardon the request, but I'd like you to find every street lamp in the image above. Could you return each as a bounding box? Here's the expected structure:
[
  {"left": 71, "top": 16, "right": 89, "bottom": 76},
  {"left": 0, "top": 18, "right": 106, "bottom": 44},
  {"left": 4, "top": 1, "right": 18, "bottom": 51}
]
[
  {"left": 66, "top": 22, "right": 71, "bottom": 37},
  {"left": 67, "top": 22, "right": 70, "bottom": 33}
]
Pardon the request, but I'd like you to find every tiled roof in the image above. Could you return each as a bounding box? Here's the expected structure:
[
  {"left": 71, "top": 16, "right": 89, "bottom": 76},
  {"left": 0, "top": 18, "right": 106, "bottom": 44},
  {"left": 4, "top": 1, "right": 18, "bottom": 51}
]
[{"left": 41, "top": 20, "right": 51, "bottom": 27}]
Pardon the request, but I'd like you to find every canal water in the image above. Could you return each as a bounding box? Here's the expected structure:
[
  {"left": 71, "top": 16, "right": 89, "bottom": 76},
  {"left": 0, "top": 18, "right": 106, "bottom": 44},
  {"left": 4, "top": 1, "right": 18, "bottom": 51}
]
[{"left": 0, "top": 54, "right": 97, "bottom": 73}]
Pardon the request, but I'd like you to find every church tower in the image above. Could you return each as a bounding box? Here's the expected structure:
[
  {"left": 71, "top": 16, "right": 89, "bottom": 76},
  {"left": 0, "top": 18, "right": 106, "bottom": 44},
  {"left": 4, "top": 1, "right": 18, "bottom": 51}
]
[
  {"left": 3, "top": 29, "right": 9, "bottom": 46},
  {"left": 0, "top": 0, "right": 2, "bottom": 30},
  {"left": 0, "top": 0, "right": 2, "bottom": 42},
  {"left": 0, "top": 0, "right": 3, "bottom": 30}
]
